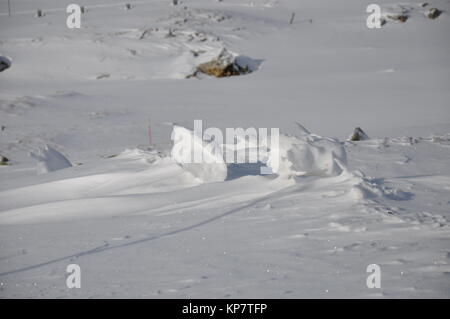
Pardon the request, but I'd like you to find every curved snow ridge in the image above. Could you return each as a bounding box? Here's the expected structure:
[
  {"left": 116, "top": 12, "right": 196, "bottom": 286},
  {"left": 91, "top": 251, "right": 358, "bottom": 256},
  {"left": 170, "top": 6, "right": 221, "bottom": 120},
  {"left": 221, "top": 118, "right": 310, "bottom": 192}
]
[
  {"left": 0, "top": 125, "right": 425, "bottom": 226},
  {"left": 0, "top": 157, "right": 404, "bottom": 226},
  {"left": 0, "top": 149, "right": 199, "bottom": 213},
  {"left": 0, "top": 172, "right": 293, "bottom": 225},
  {"left": 0, "top": 170, "right": 370, "bottom": 226},
  {"left": 0, "top": 123, "right": 362, "bottom": 225}
]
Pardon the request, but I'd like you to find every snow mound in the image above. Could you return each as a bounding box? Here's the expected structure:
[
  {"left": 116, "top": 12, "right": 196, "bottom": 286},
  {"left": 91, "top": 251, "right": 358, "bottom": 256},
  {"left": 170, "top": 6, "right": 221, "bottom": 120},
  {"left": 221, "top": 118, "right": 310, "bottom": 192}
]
[
  {"left": 171, "top": 123, "right": 348, "bottom": 180},
  {"left": 30, "top": 145, "right": 72, "bottom": 174},
  {"left": 266, "top": 127, "right": 347, "bottom": 178},
  {"left": 171, "top": 125, "right": 227, "bottom": 183}
]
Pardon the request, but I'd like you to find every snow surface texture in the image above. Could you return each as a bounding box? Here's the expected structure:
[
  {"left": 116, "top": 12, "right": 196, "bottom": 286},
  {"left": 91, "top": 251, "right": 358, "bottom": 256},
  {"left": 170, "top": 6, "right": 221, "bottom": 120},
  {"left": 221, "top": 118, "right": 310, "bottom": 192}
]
[{"left": 0, "top": 0, "right": 450, "bottom": 298}]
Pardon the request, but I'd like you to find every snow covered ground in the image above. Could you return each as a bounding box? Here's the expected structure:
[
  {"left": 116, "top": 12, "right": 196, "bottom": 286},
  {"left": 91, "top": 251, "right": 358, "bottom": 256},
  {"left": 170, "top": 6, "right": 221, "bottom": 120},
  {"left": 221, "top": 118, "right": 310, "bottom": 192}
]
[{"left": 0, "top": 0, "right": 449, "bottom": 298}]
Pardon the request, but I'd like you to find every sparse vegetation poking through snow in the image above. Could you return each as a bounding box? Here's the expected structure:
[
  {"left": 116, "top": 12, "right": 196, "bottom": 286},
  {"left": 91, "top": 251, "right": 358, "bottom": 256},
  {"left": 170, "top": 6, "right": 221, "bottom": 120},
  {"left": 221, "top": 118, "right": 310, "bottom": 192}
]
[{"left": 290, "top": 12, "right": 296, "bottom": 24}]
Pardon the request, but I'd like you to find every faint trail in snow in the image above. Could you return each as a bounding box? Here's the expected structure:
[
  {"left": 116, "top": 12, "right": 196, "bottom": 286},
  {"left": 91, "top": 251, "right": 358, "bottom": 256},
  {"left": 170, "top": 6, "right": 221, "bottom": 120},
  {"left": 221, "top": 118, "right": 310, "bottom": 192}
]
[{"left": 0, "top": 185, "right": 294, "bottom": 278}]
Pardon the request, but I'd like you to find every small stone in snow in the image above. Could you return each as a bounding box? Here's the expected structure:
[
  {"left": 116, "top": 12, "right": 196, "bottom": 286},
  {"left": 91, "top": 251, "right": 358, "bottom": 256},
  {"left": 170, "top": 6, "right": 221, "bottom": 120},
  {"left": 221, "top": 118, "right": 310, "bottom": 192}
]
[
  {"left": 0, "top": 155, "right": 9, "bottom": 165},
  {"left": 426, "top": 8, "right": 442, "bottom": 20},
  {"left": 349, "top": 127, "right": 370, "bottom": 141}
]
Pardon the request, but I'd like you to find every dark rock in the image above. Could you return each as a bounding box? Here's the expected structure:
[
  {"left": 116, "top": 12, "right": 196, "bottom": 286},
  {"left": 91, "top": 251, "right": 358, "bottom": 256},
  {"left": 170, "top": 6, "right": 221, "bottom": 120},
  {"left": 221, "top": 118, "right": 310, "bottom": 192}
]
[
  {"left": 426, "top": 8, "right": 442, "bottom": 19},
  {"left": 349, "top": 127, "right": 370, "bottom": 141},
  {"left": 0, "top": 155, "right": 9, "bottom": 165},
  {"left": 195, "top": 48, "right": 250, "bottom": 78},
  {"left": 387, "top": 14, "right": 409, "bottom": 22},
  {"left": 0, "top": 56, "right": 11, "bottom": 72}
]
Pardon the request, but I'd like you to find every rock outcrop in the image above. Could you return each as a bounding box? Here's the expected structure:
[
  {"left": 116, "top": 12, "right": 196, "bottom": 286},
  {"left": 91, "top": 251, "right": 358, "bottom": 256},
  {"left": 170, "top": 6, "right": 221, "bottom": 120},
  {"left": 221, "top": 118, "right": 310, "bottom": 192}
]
[
  {"left": 426, "top": 8, "right": 442, "bottom": 19},
  {"left": 0, "top": 56, "right": 11, "bottom": 72},
  {"left": 193, "top": 48, "right": 251, "bottom": 78},
  {"left": 0, "top": 155, "right": 9, "bottom": 165},
  {"left": 349, "top": 127, "right": 370, "bottom": 141}
]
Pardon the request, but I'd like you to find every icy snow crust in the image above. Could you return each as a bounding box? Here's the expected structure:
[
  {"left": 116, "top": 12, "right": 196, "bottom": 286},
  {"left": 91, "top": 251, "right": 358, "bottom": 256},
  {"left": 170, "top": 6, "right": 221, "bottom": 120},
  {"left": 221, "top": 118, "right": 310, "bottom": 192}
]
[{"left": 0, "top": 0, "right": 450, "bottom": 298}]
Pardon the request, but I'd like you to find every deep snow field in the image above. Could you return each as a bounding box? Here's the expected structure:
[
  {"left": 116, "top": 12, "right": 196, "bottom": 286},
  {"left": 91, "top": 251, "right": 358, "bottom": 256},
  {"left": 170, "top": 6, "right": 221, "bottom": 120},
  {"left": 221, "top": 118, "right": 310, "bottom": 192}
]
[{"left": 1, "top": 0, "right": 450, "bottom": 298}]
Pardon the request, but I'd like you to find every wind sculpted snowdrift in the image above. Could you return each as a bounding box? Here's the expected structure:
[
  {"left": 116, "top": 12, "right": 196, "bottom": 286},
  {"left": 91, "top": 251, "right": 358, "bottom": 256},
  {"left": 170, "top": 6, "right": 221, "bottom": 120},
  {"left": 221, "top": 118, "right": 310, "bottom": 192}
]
[
  {"left": 171, "top": 123, "right": 348, "bottom": 180},
  {"left": 0, "top": 124, "right": 401, "bottom": 226}
]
